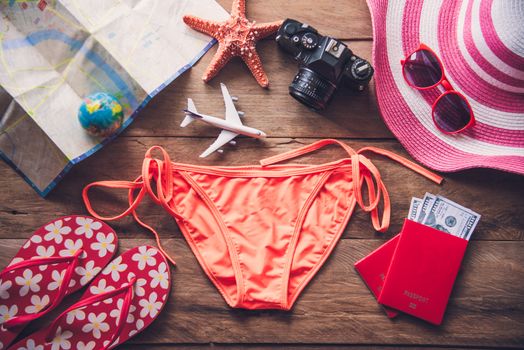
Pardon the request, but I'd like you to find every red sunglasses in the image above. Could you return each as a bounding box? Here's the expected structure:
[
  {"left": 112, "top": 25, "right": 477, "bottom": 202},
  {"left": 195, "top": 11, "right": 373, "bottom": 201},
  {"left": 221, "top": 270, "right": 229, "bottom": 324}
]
[{"left": 401, "top": 43, "right": 475, "bottom": 134}]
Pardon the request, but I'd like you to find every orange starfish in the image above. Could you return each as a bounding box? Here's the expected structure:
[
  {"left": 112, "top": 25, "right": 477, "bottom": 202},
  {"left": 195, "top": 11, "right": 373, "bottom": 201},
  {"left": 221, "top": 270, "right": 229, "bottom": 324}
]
[{"left": 183, "top": 0, "right": 282, "bottom": 88}]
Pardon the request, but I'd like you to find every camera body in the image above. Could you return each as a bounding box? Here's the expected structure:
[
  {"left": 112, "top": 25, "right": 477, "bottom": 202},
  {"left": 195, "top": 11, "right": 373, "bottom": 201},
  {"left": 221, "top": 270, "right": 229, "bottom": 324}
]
[{"left": 276, "top": 19, "right": 374, "bottom": 111}]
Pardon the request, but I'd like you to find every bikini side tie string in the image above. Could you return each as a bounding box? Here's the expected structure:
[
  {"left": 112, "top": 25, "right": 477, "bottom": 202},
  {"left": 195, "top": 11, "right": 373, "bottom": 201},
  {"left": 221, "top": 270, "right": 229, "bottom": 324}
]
[
  {"left": 260, "top": 139, "right": 443, "bottom": 233},
  {"left": 83, "top": 146, "right": 180, "bottom": 266}
]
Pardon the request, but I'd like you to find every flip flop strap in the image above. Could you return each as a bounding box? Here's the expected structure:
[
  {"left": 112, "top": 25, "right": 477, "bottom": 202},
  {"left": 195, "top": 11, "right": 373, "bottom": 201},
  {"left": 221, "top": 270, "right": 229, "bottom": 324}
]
[
  {"left": 2, "top": 249, "right": 84, "bottom": 329},
  {"left": 1, "top": 251, "right": 81, "bottom": 275},
  {"left": 45, "top": 277, "right": 136, "bottom": 350}
]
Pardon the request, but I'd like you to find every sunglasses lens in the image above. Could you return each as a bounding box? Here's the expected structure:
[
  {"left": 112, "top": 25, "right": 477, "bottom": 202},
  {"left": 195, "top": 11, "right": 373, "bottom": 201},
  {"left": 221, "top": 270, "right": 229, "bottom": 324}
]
[
  {"left": 434, "top": 93, "right": 472, "bottom": 133},
  {"left": 403, "top": 49, "right": 443, "bottom": 88}
]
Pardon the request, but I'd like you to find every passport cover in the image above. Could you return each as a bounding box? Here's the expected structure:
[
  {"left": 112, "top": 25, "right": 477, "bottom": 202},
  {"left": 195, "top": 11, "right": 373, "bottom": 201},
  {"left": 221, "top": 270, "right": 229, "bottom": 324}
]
[
  {"left": 354, "top": 234, "right": 400, "bottom": 318},
  {"left": 377, "top": 219, "right": 468, "bottom": 325}
]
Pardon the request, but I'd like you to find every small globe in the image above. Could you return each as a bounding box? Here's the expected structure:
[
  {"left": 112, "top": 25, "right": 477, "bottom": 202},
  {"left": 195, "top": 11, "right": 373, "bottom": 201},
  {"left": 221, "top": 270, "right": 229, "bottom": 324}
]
[{"left": 78, "top": 92, "right": 124, "bottom": 137}]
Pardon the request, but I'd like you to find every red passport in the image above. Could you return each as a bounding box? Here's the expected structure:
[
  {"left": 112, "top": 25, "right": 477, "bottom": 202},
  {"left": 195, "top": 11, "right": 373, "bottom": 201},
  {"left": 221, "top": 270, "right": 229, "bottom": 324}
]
[
  {"left": 377, "top": 219, "right": 468, "bottom": 325},
  {"left": 354, "top": 234, "right": 400, "bottom": 318}
]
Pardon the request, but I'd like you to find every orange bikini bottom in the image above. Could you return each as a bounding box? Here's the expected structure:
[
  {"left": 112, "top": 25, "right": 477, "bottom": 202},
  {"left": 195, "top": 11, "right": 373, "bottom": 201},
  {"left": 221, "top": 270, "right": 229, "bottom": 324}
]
[{"left": 83, "top": 139, "right": 442, "bottom": 310}]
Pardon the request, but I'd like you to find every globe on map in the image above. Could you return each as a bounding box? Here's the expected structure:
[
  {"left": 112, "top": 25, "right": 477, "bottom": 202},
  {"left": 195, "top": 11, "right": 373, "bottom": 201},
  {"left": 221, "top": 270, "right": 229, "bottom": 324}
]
[{"left": 78, "top": 92, "right": 124, "bottom": 137}]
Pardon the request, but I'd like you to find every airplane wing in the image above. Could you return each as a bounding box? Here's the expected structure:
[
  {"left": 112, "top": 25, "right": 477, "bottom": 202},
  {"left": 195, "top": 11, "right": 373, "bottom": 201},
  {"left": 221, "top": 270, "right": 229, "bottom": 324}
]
[
  {"left": 220, "top": 83, "right": 243, "bottom": 125},
  {"left": 199, "top": 129, "right": 238, "bottom": 158}
]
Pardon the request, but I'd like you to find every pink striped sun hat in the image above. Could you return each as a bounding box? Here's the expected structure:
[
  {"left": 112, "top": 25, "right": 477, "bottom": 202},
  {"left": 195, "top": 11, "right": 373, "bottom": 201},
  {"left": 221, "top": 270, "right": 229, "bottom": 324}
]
[{"left": 366, "top": 0, "right": 524, "bottom": 174}]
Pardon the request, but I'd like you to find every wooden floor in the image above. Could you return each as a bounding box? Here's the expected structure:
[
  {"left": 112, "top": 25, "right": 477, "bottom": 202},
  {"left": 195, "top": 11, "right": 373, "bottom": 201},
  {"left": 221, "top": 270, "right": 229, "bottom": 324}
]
[{"left": 1, "top": 0, "right": 524, "bottom": 349}]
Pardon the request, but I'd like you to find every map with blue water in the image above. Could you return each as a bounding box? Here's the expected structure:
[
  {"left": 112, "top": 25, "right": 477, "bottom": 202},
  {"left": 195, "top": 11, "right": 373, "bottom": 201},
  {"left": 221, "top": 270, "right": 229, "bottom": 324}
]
[{"left": 0, "top": 0, "right": 228, "bottom": 195}]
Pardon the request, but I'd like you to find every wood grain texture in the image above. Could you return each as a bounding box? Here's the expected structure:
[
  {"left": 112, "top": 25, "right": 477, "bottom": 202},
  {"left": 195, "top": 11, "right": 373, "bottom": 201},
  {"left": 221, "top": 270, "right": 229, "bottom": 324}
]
[
  {"left": 1, "top": 239, "right": 523, "bottom": 347},
  {"left": 214, "top": 0, "right": 373, "bottom": 40},
  {"left": 1, "top": 0, "right": 524, "bottom": 349},
  {"left": 126, "top": 41, "right": 390, "bottom": 139},
  {"left": 1, "top": 138, "right": 522, "bottom": 241},
  {"left": 121, "top": 346, "right": 490, "bottom": 350}
]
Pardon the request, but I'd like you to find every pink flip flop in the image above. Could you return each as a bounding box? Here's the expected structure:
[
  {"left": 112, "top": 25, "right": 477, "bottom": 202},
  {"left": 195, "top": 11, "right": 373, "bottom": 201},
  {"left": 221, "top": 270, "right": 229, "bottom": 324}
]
[
  {"left": 0, "top": 216, "right": 117, "bottom": 349},
  {"left": 9, "top": 246, "right": 171, "bottom": 350}
]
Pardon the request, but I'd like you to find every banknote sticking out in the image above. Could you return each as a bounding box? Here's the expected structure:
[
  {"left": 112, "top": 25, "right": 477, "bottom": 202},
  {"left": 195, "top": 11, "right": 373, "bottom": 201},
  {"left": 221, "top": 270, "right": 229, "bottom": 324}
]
[{"left": 407, "top": 193, "right": 481, "bottom": 240}]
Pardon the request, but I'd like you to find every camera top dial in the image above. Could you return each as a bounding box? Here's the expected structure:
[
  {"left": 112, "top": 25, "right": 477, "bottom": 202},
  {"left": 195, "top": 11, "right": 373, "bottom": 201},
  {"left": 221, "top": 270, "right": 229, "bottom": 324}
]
[
  {"left": 301, "top": 33, "right": 319, "bottom": 50},
  {"left": 348, "top": 57, "right": 374, "bottom": 81}
]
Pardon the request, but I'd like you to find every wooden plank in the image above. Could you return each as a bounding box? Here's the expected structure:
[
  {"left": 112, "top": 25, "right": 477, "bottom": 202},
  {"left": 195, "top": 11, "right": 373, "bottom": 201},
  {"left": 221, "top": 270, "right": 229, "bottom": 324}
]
[
  {"left": 122, "top": 346, "right": 489, "bottom": 350},
  {"left": 1, "top": 239, "right": 523, "bottom": 347},
  {"left": 1, "top": 138, "right": 522, "bottom": 241},
  {"left": 125, "top": 40, "right": 390, "bottom": 139},
  {"left": 214, "top": 0, "right": 373, "bottom": 40}
]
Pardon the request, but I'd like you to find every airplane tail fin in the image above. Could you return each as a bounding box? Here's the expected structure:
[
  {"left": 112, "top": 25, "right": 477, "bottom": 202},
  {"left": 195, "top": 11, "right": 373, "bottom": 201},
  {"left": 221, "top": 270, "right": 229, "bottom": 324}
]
[{"left": 181, "top": 98, "right": 198, "bottom": 127}]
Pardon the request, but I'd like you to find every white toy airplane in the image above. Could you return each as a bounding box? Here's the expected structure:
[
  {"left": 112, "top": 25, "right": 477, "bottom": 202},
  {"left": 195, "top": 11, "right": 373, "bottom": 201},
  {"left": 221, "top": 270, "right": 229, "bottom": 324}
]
[{"left": 181, "top": 83, "right": 267, "bottom": 158}]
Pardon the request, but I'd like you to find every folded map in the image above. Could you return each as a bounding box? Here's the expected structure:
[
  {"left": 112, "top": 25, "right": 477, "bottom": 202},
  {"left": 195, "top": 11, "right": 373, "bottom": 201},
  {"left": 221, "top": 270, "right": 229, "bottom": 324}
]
[{"left": 0, "top": 0, "right": 228, "bottom": 195}]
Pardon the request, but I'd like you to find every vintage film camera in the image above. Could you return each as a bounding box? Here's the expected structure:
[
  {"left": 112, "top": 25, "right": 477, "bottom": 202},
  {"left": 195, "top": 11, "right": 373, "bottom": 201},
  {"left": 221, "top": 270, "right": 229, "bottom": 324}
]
[{"left": 276, "top": 19, "right": 374, "bottom": 111}]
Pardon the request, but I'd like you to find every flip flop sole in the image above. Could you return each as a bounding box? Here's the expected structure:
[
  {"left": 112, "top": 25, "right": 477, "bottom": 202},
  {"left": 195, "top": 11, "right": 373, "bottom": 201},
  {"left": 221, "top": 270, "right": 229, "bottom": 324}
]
[
  {"left": 0, "top": 215, "right": 117, "bottom": 349},
  {"left": 10, "top": 246, "right": 171, "bottom": 350}
]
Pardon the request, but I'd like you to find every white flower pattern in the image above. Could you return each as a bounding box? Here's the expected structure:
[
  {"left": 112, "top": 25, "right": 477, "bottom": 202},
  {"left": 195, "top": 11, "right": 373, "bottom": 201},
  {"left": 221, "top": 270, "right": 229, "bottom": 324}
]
[
  {"left": 126, "top": 272, "right": 147, "bottom": 297},
  {"left": 0, "top": 279, "right": 11, "bottom": 300},
  {"left": 74, "top": 217, "right": 102, "bottom": 239},
  {"left": 75, "top": 260, "right": 101, "bottom": 286},
  {"left": 65, "top": 308, "right": 86, "bottom": 325},
  {"left": 131, "top": 246, "right": 157, "bottom": 270},
  {"left": 149, "top": 262, "right": 169, "bottom": 289},
  {"left": 135, "top": 278, "right": 147, "bottom": 297},
  {"left": 109, "top": 298, "right": 136, "bottom": 324},
  {"left": 139, "top": 292, "right": 162, "bottom": 318},
  {"left": 103, "top": 256, "right": 127, "bottom": 282},
  {"left": 129, "top": 319, "right": 145, "bottom": 337},
  {"left": 90, "top": 232, "right": 115, "bottom": 258},
  {"left": 36, "top": 245, "right": 55, "bottom": 258},
  {"left": 48, "top": 270, "right": 75, "bottom": 291},
  {"left": 50, "top": 327, "right": 72, "bottom": 350},
  {"left": 82, "top": 312, "right": 109, "bottom": 339},
  {"left": 76, "top": 341, "right": 95, "bottom": 350},
  {"left": 24, "top": 294, "right": 50, "bottom": 314},
  {"left": 34, "top": 245, "right": 56, "bottom": 271},
  {"left": 59, "top": 239, "right": 83, "bottom": 257},
  {"left": 15, "top": 269, "right": 42, "bottom": 297},
  {"left": 0, "top": 304, "right": 17, "bottom": 324},
  {"left": 17, "top": 339, "right": 43, "bottom": 350},
  {"left": 44, "top": 220, "right": 71, "bottom": 244},
  {"left": 89, "top": 279, "right": 115, "bottom": 303}
]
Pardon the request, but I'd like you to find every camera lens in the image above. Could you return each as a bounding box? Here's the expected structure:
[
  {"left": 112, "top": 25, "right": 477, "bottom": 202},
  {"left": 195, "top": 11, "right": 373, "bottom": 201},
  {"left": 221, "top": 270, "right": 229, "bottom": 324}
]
[{"left": 289, "top": 67, "right": 337, "bottom": 111}]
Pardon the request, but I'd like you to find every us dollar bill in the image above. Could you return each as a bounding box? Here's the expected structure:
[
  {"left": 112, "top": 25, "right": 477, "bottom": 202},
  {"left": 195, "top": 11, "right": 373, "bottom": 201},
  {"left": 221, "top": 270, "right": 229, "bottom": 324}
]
[
  {"left": 422, "top": 196, "right": 481, "bottom": 240},
  {"left": 415, "top": 192, "right": 436, "bottom": 223},
  {"left": 408, "top": 197, "right": 422, "bottom": 220}
]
